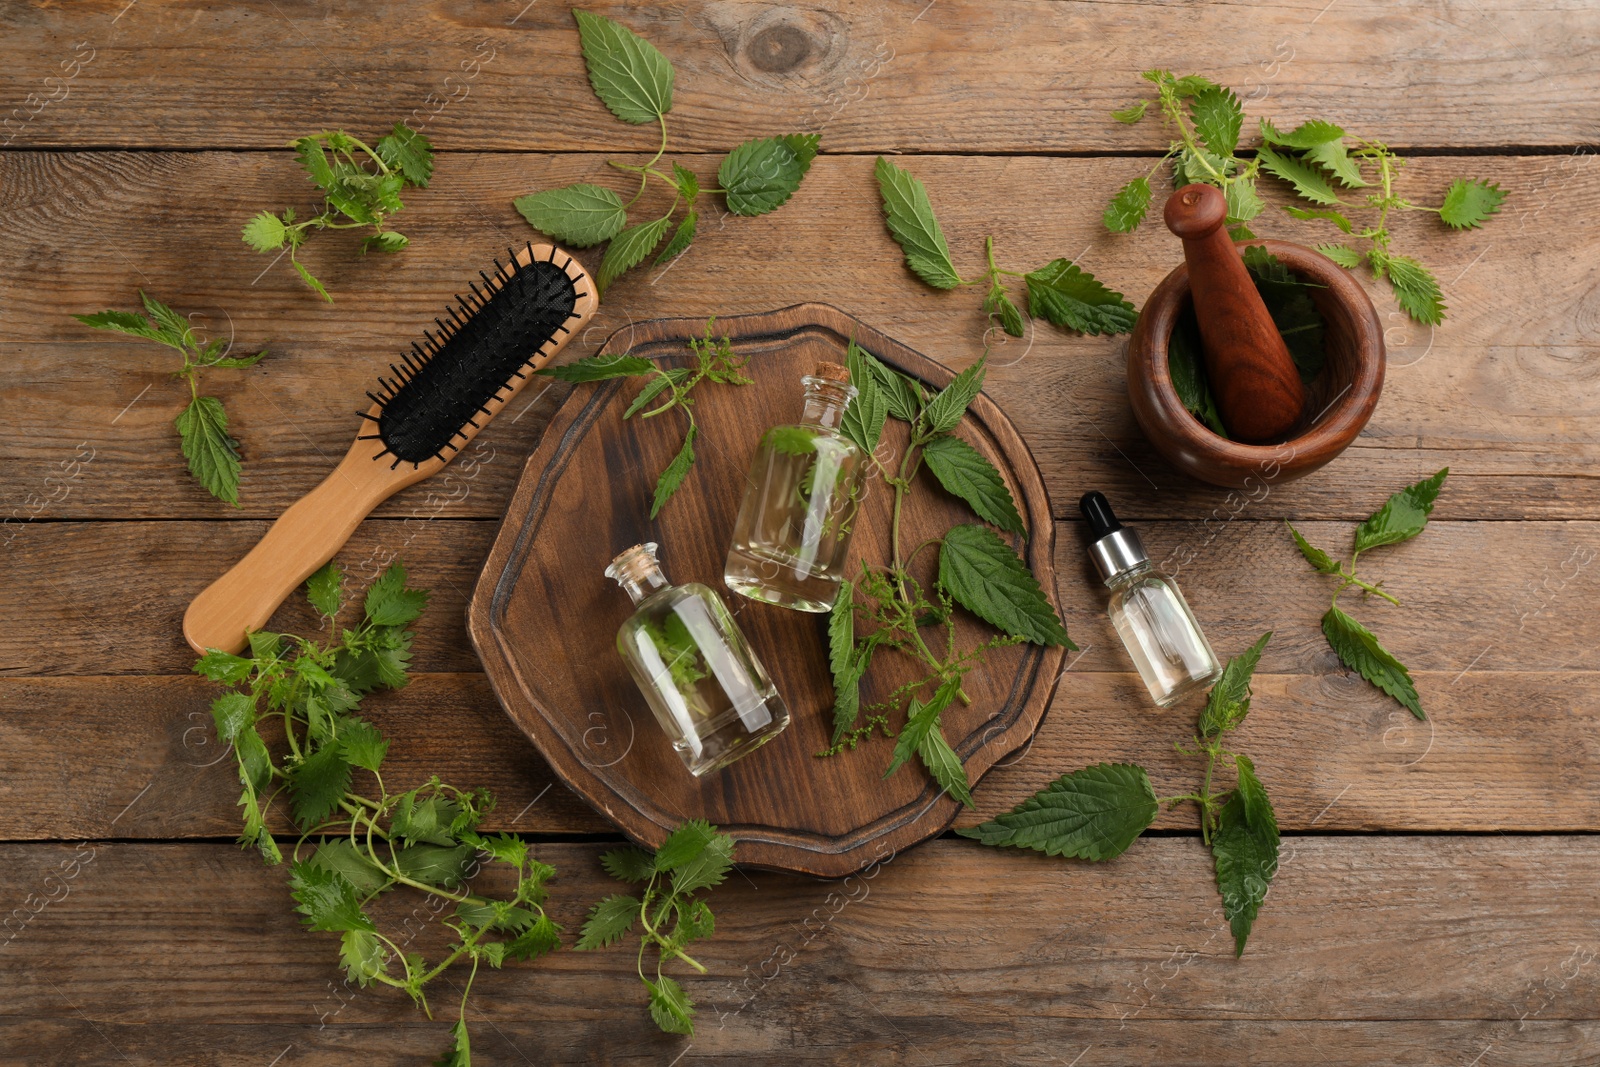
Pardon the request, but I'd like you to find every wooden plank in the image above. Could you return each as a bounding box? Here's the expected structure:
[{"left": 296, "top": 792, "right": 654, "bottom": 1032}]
[
  {"left": 0, "top": 1, "right": 1594, "bottom": 152},
  {"left": 2, "top": 838, "right": 1598, "bottom": 1042},
  {"left": 4, "top": 669, "right": 1597, "bottom": 839},
  {"left": 3, "top": 152, "right": 1596, "bottom": 523},
  {"left": 4, "top": 519, "right": 1595, "bottom": 678}
]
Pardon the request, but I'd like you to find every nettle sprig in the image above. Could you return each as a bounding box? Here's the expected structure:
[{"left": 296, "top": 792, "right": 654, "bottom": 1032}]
[
  {"left": 962, "top": 633, "right": 1281, "bottom": 957},
  {"left": 243, "top": 124, "right": 435, "bottom": 302},
  {"left": 75, "top": 291, "right": 266, "bottom": 506},
  {"left": 875, "top": 157, "right": 1136, "bottom": 340},
  {"left": 537, "top": 319, "right": 751, "bottom": 517},
  {"left": 825, "top": 343, "right": 1074, "bottom": 804},
  {"left": 1289, "top": 468, "right": 1448, "bottom": 720},
  {"left": 514, "top": 10, "right": 818, "bottom": 297},
  {"left": 1108, "top": 69, "right": 1506, "bottom": 325},
  {"left": 194, "top": 562, "right": 560, "bottom": 1067},
  {"left": 578, "top": 820, "right": 735, "bottom": 1035}
]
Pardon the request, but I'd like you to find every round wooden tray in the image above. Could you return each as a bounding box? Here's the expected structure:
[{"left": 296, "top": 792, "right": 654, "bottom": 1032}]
[{"left": 467, "top": 303, "right": 1065, "bottom": 877}]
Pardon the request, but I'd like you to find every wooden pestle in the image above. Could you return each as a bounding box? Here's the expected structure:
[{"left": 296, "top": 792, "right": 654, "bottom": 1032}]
[{"left": 1163, "top": 183, "right": 1306, "bottom": 442}]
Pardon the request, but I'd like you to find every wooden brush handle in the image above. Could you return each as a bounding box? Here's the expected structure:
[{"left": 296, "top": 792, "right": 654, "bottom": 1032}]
[
  {"left": 1164, "top": 183, "right": 1306, "bottom": 442},
  {"left": 182, "top": 440, "right": 404, "bottom": 655}
]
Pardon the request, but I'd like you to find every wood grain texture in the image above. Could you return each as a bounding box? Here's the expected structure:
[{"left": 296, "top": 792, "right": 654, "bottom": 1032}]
[
  {"left": 0, "top": 0, "right": 1595, "bottom": 152},
  {"left": 469, "top": 304, "right": 1062, "bottom": 875},
  {"left": 3, "top": 669, "right": 1597, "bottom": 839},
  {"left": 2, "top": 153, "right": 1595, "bottom": 523}
]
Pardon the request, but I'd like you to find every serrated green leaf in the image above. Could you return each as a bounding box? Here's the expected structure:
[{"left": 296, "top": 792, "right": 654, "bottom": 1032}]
[
  {"left": 1103, "top": 175, "right": 1152, "bottom": 234},
  {"left": 1111, "top": 100, "right": 1148, "bottom": 124},
  {"left": 649, "top": 423, "right": 696, "bottom": 519},
  {"left": 1190, "top": 86, "right": 1243, "bottom": 158},
  {"left": 375, "top": 123, "right": 433, "bottom": 187},
  {"left": 196, "top": 648, "right": 255, "bottom": 684},
  {"left": 672, "top": 831, "right": 734, "bottom": 894},
  {"left": 957, "top": 762, "right": 1158, "bottom": 860},
  {"left": 983, "top": 281, "right": 1026, "bottom": 337},
  {"left": 1171, "top": 74, "right": 1217, "bottom": 97},
  {"left": 917, "top": 718, "right": 974, "bottom": 809},
  {"left": 74, "top": 309, "right": 166, "bottom": 344},
  {"left": 572, "top": 9, "right": 674, "bottom": 124},
  {"left": 875, "top": 156, "right": 961, "bottom": 290},
  {"left": 1166, "top": 307, "right": 1228, "bottom": 437},
  {"left": 763, "top": 424, "right": 816, "bottom": 456},
  {"left": 1381, "top": 253, "right": 1445, "bottom": 326},
  {"left": 885, "top": 683, "right": 955, "bottom": 779},
  {"left": 921, "top": 434, "right": 1025, "bottom": 536},
  {"left": 175, "top": 395, "right": 242, "bottom": 507},
  {"left": 719, "top": 137, "right": 806, "bottom": 217},
  {"left": 210, "top": 691, "right": 255, "bottom": 742},
  {"left": 597, "top": 214, "right": 671, "bottom": 297},
  {"left": 1225, "top": 177, "right": 1263, "bottom": 224},
  {"left": 1023, "top": 260, "right": 1137, "bottom": 336},
  {"left": 1198, "top": 631, "right": 1271, "bottom": 738},
  {"left": 339, "top": 928, "right": 387, "bottom": 986},
  {"left": 654, "top": 209, "right": 697, "bottom": 264},
  {"left": 623, "top": 366, "right": 691, "bottom": 418},
  {"left": 1285, "top": 205, "right": 1354, "bottom": 233},
  {"left": 392, "top": 793, "right": 463, "bottom": 846},
  {"left": 673, "top": 897, "right": 714, "bottom": 944},
  {"left": 780, "top": 133, "right": 820, "bottom": 175},
  {"left": 1323, "top": 604, "right": 1424, "bottom": 719},
  {"left": 513, "top": 183, "right": 628, "bottom": 248},
  {"left": 670, "top": 161, "right": 700, "bottom": 203},
  {"left": 289, "top": 862, "right": 375, "bottom": 933},
  {"left": 538, "top": 352, "right": 655, "bottom": 382},
  {"left": 1439, "top": 178, "right": 1506, "bottom": 230},
  {"left": 242, "top": 210, "right": 288, "bottom": 252},
  {"left": 922, "top": 355, "right": 986, "bottom": 435},
  {"left": 1286, "top": 521, "right": 1340, "bottom": 575},
  {"left": 601, "top": 846, "right": 655, "bottom": 884},
  {"left": 311, "top": 838, "right": 390, "bottom": 895},
  {"left": 289, "top": 743, "right": 352, "bottom": 830},
  {"left": 868, "top": 356, "right": 925, "bottom": 423},
  {"left": 1257, "top": 117, "right": 1344, "bottom": 149},
  {"left": 646, "top": 975, "right": 695, "bottom": 1035},
  {"left": 234, "top": 727, "right": 273, "bottom": 794},
  {"left": 432, "top": 1018, "right": 470, "bottom": 1067},
  {"left": 364, "top": 562, "right": 428, "bottom": 627},
  {"left": 1354, "top": 468, "right": 1448, "bottom": 553},
  {"left": 336, "top": 717, "right": 388, "bottom": 774},
  {"left": 306, "top": 560, "right": 343, "bottom": 618},
  {"left": 938, "top": 524, "right": 1071, "bottom": 646},
  {"left": 654, "top": 818, "right": 716, "bottom": 872},
  {"left": 841, "top": 342, "right": 888, "bottom": 453},
  {"left": 1257, "top": 144, "right": 1341, "bottom": 205},
  {"left": 291, "top": 258, "right": 331, "bottom": 303},
  {"left": 828, "top": 578, "right": 855, "bottom": 680},
  {"left": 1317, "top": 243, "right": 1364, "bottom": 268},
  {"left": 1304, "top": 137, "right": 1368, "bottom": 188},
  {"left": 576, "top": 893, "right": 641, "bottom": 950},
  {"left": 1212, "top": 756, "right": 1279, "bottom": 957},
  {"left": 1244, "top": 245, "right": 1325, "bottom": 382},
  {"left": 392, "top": 843, "right": 474, "bottom": 887},
  {"left": 505, "top": 914, "right": 563, "bottom": 961}
]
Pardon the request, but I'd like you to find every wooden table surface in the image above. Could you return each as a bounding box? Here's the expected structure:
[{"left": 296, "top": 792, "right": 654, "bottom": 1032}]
[{"left": 3, "top": 2, "right": 1598, "bottom": 1064}]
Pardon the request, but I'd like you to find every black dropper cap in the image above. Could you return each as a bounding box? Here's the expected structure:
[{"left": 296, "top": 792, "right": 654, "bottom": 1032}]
[
  {"left": 1079, "top": 491, "right": 1147, "bottom": 581},
  {"left": 1079, "top": 491, "right": 1122, "bottom": 538}
]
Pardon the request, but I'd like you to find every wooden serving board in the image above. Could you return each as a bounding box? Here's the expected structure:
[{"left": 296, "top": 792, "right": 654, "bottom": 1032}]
[{"left": 467, "top": 303, "right": 1065, "bottom": 877}]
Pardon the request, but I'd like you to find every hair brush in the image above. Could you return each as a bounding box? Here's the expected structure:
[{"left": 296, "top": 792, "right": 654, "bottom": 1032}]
[{"left": 183, "top": 242, "right": 597, "bottom": 655}]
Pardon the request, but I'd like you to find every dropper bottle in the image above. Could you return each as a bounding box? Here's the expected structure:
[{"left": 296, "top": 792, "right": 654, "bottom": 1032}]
[{"left": 1080, "top": 491, "right": 1221, "bottom": 707}]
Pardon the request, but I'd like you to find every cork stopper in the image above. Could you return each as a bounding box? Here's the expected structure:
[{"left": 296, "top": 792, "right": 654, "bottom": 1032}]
[
  {"left": 812, "top": 361, "right": 850, "bottom": 384},
  {"left": 605, "top": 543, "right": 661, "bottom": 586}
]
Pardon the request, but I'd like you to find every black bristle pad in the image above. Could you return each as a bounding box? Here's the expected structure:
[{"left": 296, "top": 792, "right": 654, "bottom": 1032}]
[{"left": 375, "top": 258, "right": 579, "bottom": 463}]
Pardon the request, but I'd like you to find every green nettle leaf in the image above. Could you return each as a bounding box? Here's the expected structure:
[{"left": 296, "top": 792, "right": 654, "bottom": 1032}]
[
  {"left": 74, "top": 309, "right": 166, "bottom": 344},
  {"left": 1211, "top": 756, "right": 1280, "bottom": 957},
  {"left": 719, "top": 136, "right": 808, "bottom": 217},
  {"left": 175, "top": 395, "right": 243, "bottom": 507},
  {"left": 210, "top": 691, "right": 255, "bottom": 741},
  {"left": 780, "top": 132, "right": 820, "bottom": 175},
  {"left": 364, "top": 562, "right": 428, "bottom": 627},
  {"left": 306, "top": 560, "right": 343, "bottom": 618},
  {"left": 922, "top": 355, "right": 987, "bottom": 435},
  {"left": 289, "top": 862, "right": 375, "bottom": 933},
  {"left": 841, "top": 343, "right": 888, "bottom": 453},
  {"left": 1243, "top": 246, "right": 1325, "bottom": 382},
  {"left": 1023, "top": 260, "right": 1138, "bottom": 336},
  {"left": 292, "top": 259, "right": 331, "bottom": 304},
  {"left": 597, "top": 215, "right": 672, "bottom": 296},
  {"left": 937, "top": 524, "right": 1072, "bottom": 647},
  {"left": 601, "top": 846, "right": 656, "bottom": 884},
  {"left": 1198, "top": 631, "right": 1272, "bottom": 738},
  {"left": 434, "top": 1018, "right": 470, "bottom": 1067},
  {"left": 1381, "top": 253, "right": 1445, "bottom": 326},
  {"left": 310, "top": 839, "right": 390, "bottom": 895},
  {"left": 392, "top": 843, "right": 475, "bottom": 887},
  {"left": 957, "top": 763, "right": 1159, "bottom": 861},
  {"left": 670, "top": 162, "right": 700, "bottom": 203},
  {"left": 1439, "top": 178, "right": 1506, "bottom": 230},
  {"left": 671, "top": 832, "right": 735, "bottom": 894},
  {"left": 1167, "top": 308, "right": 1227, "bottom": 437},
  {"left": 578, "top": 894, "right": 642, "bottom": 949},
  {"left": 828, "top": 578, "right": 855, "bottom": 681},
  {"left": 513, "top": 184, "right": 629, "bottom": 248},
  {"left": 654, "top": 209, "right": 697, "bottom": 265},
  {"left": 1354, "top": 468, "right": 1449, "bottom": 553},
  {"left": 1322, "top": 604, "right": 1424, "bottom": 719},
  {"left": 289, "top": 743, "right": 353, "bottom": 830},
  {"left": 505, "top": 915, "right": 564, "bottom": 961},
  {"left": 763, "top": 425, "right": 815, "bottom": 456},
  {"left": 1258, "top": 117, "right": 1344, "bottom": 150},
  {"left": 1286, "top": 522, "right": 1340, "bottom": 575},
  {"left": 624, "top": 366, "right": 691, "bottom": 418},
  {"left": 1257, "top": 144, "right": 1341, "bottom": 205},
  {"left": 1317, "top": 243, "right": 1365, "bottom": 268},
  {"left": 1303, "top": 138, "right": 1368, "bottom": 189},
  {"left": 917, "top": 718, "right": 974, "bottom": 809},
  {"left": 538, "top": 352, "right": 655, "bottom": 382},
  {"left": 875, "top": 156, "right": 962, "bottom": 290},
  {"left": 649, "top": 423, "right": 696, "bottom": 519},
  {"left": 1104, "top": 175, "right": 1152, "bottom": 233},
  {"left": 392, "top": 793, "right": 463, "bottom": 847},
  {"left": 1285, "top": 205, "right": 1354, "bottom": 233},
  {"left": 646, "top": 975, "right": 695, "bottom": 1035},
  {"left": 1189, "top": 86, "right": 1244, "bottom": 158},
  {"left": 1111, "top": 100, "right": 1148, "bottom": 124},
  {"left": 1225, "top": 177, "right": 1264, "bottom": 225},
  {"left": 868, "top": 356, "right": 926, "bottom": 424},
  {"left": 337, "top": 717, "right": 389, "bottom": 773},
  {"left": 242, "top": 210, "right": 288, "bottom": 252},
  {"left": 374, "top": 123, "right": 434, "bottom": 187},
  {"left": 884, "top": 687, "right": 952, "bottom": 779},
  {"left": 921, "top": 434, "right": 1025, "bottom": 537},
  {"left": 654, "top": 818, "right": 716, "bottom": 872},
  {"left": 339, "top": 928, "right": 387, "bottom": 987},
  {"left": 984, "top": 282, "right": 1026, "bottom": 337},
  {"left": 572, "top": 9, "right": 674, "bottom": 124}
]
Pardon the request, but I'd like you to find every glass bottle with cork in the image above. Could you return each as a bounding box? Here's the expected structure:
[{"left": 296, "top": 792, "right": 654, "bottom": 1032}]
[{"left": 724, "top": 359, "right": 865, "bottom": 613}]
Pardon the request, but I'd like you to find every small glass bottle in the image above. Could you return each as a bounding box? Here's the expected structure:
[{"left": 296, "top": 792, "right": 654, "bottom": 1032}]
[
  {"left": 724, "top": 361, "right": 865, "bottom": 613},
  {"left": 1080, "top": 491, "right": 1221, "bottom": 707},
  {"left": 607, "top": 543, "right": 790, "bottom": 777}
]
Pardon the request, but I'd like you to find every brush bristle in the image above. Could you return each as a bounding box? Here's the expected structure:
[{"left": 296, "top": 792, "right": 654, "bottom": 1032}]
[{"left": 366, "top": 244, "right": 584, "bottom": 465}]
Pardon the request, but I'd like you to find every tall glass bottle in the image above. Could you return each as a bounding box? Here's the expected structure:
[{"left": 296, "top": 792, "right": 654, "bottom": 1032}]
[
  {"left": 607, "top": 543, "right": 790, "bottom": 777},
  {"left": 1080, "top": 491, "right": 1221, "bottom": 707},
  {"left": 724, "top": 361, "right": 864, "bottom": 612}
]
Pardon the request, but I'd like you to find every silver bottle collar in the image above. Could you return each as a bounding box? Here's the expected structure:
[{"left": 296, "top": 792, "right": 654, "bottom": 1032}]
[{"left": 1088, "top": 527, "right": 1148, "bottom": 582}]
